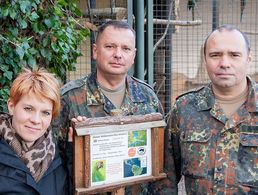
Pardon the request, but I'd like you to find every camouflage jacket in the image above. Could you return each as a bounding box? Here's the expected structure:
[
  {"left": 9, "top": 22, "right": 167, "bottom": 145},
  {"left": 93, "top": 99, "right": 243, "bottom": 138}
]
[
  {"left": 159, "top": 76, "right": 258, "bottom": 195},
  {"left": 52, "top": 71, "right": 163, "bottom": 141},
  {"left": 52, "top": 71, "right": 163, "bottom": 195}
]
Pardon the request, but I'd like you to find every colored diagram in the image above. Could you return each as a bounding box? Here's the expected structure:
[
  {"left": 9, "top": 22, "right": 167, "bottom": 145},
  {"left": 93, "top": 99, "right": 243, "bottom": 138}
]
[
  {"left": 92, "top": 160, "right": 106, "bottom": 182},
  {"left": 123, "top": 157, "right": 147, "bottom": 177},
  {"left": 128, "top": 130, "right": 147, "bottom": 147}
]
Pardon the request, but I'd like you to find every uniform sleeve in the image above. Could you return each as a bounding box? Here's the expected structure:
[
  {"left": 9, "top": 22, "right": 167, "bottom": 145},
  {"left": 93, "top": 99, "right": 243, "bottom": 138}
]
[
  {"left": 51, "top": 93, "right": 72, "bottom": 163},
  {"left": 52, "top": 94, "right": 74, "bottom": 194},
  {"left": 148, "top": 103, "right": 181, "bottom": 194},
  {"left": 52, "top": 94, "right": 71, "bottom": 142},
  {"left": 170, "top": 103, "right": 182, "bottom": 183}
]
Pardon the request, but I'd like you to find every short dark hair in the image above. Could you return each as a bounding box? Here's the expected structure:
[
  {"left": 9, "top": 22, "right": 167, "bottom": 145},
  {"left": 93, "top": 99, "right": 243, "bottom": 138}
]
[
  {"left": 203, "top": 24, "right": 250, "bottom": 57},
  {"left": 96, "top": 20, "right": 135, "bottom": 42}
]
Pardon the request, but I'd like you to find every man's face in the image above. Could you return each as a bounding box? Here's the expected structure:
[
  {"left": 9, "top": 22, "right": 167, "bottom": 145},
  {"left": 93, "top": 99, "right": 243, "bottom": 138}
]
[
  {"left": 204, "top": 29, "right": 252, "bottom": 91},
  {"left": 93, "top": 26, "right": 136, "bottom": 77}
]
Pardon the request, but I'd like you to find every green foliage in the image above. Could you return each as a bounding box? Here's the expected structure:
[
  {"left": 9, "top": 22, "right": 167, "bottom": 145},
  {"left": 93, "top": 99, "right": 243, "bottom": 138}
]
[{"left": 0, "top": 0, "right": 90, "bottom": 111}]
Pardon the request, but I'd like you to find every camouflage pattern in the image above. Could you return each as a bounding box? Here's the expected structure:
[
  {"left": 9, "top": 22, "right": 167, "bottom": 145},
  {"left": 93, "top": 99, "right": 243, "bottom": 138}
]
[
  {"left": 51, "top": 71, "right": 163, "bottom": 194},
  {"left": 52, "top": 71, "right": 163, "bottom": 141},
  {"left": 154, "top": 76, "right": 258, "bottom": 195}
]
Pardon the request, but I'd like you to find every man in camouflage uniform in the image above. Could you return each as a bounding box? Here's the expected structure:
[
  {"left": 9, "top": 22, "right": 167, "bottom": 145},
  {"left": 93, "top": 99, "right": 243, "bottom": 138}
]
[
  {"left": 52, "top": 20, "right": 163, "bottom": 194},
  {"left": 153, "top": 24, "right": 258, "bottom": 194}
]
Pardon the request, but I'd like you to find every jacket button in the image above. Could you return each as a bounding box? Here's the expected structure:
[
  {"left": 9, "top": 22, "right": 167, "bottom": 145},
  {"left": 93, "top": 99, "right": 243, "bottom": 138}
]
[
  {"left": 214, "top": 178, "right": 221, "bottom": 184},
  {"left": 242, "top": 137, "right": 247, "bottom": 141}
]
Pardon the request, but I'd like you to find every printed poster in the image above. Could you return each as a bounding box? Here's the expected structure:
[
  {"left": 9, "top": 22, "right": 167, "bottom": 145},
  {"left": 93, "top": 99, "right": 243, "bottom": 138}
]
[{"left": 90, "top": 129, "right": 152, "bottom": 186}]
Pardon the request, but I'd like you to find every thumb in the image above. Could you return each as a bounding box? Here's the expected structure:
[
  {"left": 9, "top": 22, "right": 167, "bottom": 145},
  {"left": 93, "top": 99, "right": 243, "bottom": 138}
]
[{"left": 68, "top": 127, "right": 73, "bottom": 142}]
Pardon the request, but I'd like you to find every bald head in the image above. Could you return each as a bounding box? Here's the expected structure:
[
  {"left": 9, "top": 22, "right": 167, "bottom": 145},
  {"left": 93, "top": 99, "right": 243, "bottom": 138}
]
[{"left": 203, "top": 24, "right": 250, "bottom": 57}]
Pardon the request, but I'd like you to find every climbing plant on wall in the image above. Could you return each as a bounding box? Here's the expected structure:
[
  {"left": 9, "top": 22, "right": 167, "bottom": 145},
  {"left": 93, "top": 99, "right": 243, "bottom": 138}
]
[{"left": 0, "top": 0, "right": 90, "bottom": 111}]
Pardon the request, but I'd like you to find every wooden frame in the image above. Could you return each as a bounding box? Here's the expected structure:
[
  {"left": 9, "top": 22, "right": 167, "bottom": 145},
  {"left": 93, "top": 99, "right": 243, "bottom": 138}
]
[{"left": 73, "top": 113, "right": 166, "bottom": 195}]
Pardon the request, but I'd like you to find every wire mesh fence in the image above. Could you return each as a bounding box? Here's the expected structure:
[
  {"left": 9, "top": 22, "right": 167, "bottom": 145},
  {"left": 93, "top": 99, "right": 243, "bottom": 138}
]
[
  {"left": 67, "top": 0, "right": 258, "bottom": 194},
  {"left": 70, "top": 0, "right": 258, "bottom": 115},
  {"left": 168, "top": 0, "right": 258, "bottom": 105}
]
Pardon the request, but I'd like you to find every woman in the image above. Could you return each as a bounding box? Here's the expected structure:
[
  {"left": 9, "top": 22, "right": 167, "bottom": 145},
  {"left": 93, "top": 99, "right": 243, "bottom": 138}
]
[{"left": 0, "top": 68, "right": 67, "bottom": 194}]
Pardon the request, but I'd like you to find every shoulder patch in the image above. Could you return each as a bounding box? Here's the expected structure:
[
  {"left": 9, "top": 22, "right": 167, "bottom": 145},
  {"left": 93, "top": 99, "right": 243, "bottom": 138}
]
[
  {"left": 131, "top": 76, "right": 155, "bottom": 91},
  {"left": 61, "top": 76, "right": 87, "bottom": 95},
  {"left": 176, "top": 86, "right": 205, "bottom": 100}
]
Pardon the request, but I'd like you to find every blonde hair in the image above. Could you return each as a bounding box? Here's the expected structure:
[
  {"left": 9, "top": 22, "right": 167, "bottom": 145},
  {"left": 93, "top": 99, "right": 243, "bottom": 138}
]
[{"left": 9, "top": 68, "right": 61, "bottom": 119}]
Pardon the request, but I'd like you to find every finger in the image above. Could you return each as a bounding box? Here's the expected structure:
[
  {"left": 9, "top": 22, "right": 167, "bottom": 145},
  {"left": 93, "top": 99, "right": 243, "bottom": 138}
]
[
  {"left": 71, "top": 118, "right": 78, "bottom": 123},
  {"left": 68, "top": 127, "right": 73, "bottom": 142},
  {"left": 71, "top": 116, "right": 87, "bottom": 123},
  {"left": 77, "top": 116, "right": 84, "bottom": 122},
  {"left": 81, "top": 116, "right": 87, "bottom": 121}
]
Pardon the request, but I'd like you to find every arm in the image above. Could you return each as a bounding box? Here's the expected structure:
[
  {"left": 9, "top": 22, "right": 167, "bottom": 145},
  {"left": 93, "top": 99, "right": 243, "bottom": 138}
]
[
  {"left": 52, "top": 96, "right": 71, "bottom": 144},
  {"left": 148, "top": 104, "right": 181, "bottom": 194},
  {"left": 170, "top": 104, "right": 182, "bottom": 184},
  {"left": 51, "top": 95, "right": 79, "bottom": 195},
  {"left": 61, "top": 116, "right": 87, "bottom": 195}
]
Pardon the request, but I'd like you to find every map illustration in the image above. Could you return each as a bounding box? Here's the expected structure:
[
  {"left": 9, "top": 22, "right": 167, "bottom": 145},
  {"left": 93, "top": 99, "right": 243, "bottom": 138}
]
[
  {"left": 128, "top": 130, "right": 147, "bottom": 147},
  {"left": 123, "top": 157, "right": 147, "bottom": 177}
]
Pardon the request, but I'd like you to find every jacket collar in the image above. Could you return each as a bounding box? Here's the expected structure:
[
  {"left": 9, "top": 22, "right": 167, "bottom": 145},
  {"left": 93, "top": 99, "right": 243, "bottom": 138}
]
[
  {"left": 86, "top": 71, "right": 146, "bottom": 105},
  {"left": 196, "top": 76, "right": 258, "bottom": 113},
  {"left": 125, "top": 75, "right": 147, "bottom": 103},
  {"left": 195, "top": 83, "right": 215, "bottom": 111},
  {"left": 86, "top": 71, "right": 105, "bottom": 105}
]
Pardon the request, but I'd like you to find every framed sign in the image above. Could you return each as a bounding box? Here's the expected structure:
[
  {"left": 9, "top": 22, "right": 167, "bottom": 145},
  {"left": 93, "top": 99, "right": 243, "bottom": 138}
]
[{"left": 73, "top": 113, "right": 166, "bottom": 194}]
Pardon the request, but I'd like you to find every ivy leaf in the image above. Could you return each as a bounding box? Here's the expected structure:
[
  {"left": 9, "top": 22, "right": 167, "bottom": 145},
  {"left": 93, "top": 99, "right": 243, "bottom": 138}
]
[
  {"left": 4, "top": 57, "right": 14, "bottom": 65},
  {"left": 42, "top": 37, "right": 49, "bottom": 47},
  {"left": 16, "top": 46, "right": 25, "bottom": 59},
  {"left": 32, "top": 22, "right": 40, "bottom": 33},
  {"left": 44, "top": 18, "right": 54, "bottom": 28},
  {"left": 9, "top": 8, "right": 17, "bottom": 19},
  {"left": 28, "top": 47, "right": 38, "bottom": 55},
  {"left": 29, "top": 12, "right": 39, "bottom": 21},
  {"left": 62, "top": 54, "right": 68, "bottom": 61},
  {"left": 51, "top": 43, "right": 59, "bottom": 52},
  {"left": 0, "top": 64, "right": 9, "bottom": 71},
  {"left": 18, "top": 19, "right": 28, "bottom": 29},
  {"left": 40, "top": 49, "right": 51, "bottom": 60},
  {"left": 34, "top": 0, "right": 40, "bottom": 4},
  {"left": 2, "top": 7, "right": 9, "bottom": 17},
  {"left": 3, "top": 70, "right": 13, "bottom": 81},
  {"left": 9, "top": 27, "right": 19, "bottom": 37},
  {"left": 27, "top": 55, "right": 36, "bottom": 67},
  {"left": 21, "top": 40, "right": 30, "bottom": 50},
  {"left": 0, "top": 88, "right": 10, "bottom": 112},
  {"left": 0, "top": 0, "right": 88, "bottom": 112},
  {"left": 58, "top": 0, "right": 68, "bottom": 7},
  {"left": 81, "top": 28, "right": 90, "bottom": 37},
  {"left": 20, "top": 0, "right": 31, "bottom": 13}
]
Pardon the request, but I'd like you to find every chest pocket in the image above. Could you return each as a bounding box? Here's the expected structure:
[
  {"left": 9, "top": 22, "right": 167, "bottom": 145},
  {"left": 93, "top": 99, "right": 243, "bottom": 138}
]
[
  {"left": 237, "top": 125, "right": 258, "bottom": 187},
  {"left": 180, "top": 129, "right": 212, "bottom": 178}
]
